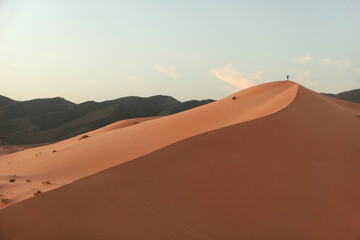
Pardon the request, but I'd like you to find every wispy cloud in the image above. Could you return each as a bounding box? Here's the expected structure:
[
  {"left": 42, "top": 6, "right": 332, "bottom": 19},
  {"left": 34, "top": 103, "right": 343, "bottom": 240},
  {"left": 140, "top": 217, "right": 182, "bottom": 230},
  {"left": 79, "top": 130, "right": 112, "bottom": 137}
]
[
  {"left": 127, "top": 76, "right": 143, "bottom": 86},
  {"left": 322, "top": 58, "right": 352, "bottom": 67},
  {"left": 307, "top": 80, "right": 321, "bottom": 86},
  {"left": 154, "top": 64, "right": 177, "bottom": 79},
  {"left": 322, "top": 58, "right": 332, "bottom": 63},
  {"left": 301, "top": 55, "right": 312, "bottom": 63},
  {"left": 296, "top": 71, "right": 321, "bottom": 87},
  {"left": 253, "top": 70, "right": 265, "bottom": 81},
  {"left": 211, "top": 64, "right": 260, "bottom": 90},
  {"left": 344, "top": 61, "right": 351, "bottom": 67},
  {"left": 297, "top": 55, "right": 352, "bottom": 68}
]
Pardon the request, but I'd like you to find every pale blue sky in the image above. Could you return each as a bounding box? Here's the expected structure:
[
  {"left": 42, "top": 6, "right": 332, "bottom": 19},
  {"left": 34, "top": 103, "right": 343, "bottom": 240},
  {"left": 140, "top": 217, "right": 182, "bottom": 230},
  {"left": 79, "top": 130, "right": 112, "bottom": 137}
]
[{"left": 0, "top": 0, "right": 359, "bottom": 103}]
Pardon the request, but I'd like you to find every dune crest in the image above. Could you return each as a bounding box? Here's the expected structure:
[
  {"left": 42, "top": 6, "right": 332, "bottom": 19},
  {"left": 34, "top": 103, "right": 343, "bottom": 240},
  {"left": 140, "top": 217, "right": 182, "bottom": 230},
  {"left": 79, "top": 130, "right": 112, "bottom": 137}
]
[
  {"left": 0, "top": 81, "right": 298, "bottom": 209},
  {"left": 0, "top": 83, "right": 359, "bottom": 239}
]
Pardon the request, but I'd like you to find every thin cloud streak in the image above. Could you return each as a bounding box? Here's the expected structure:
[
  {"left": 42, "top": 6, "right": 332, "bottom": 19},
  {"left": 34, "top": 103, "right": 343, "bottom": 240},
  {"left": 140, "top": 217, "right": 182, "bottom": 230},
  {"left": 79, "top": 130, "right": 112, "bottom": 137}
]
[
  {"left": 128, "top": 76, "right": 143, "bottom": 86},
  {"left": 253, "top": 70, "right": 265, "bottom": 81},
  {"left": 322, "top": 58, "right": 332, "bottom": 63},
  {"left": 211, "top": 64, "right": 259, "bottom": 90},
  {"left": 296, "top": 71, "right": 321, "bottom": 87},
  {"left": 344, "top": 61, "right": 351, "bottom": 67},
  {"left": 301, "top": 55, "right": 312, "bottom": 63},
  {"left": 154, "top": 64, "right": 177, "bottom": 79}
]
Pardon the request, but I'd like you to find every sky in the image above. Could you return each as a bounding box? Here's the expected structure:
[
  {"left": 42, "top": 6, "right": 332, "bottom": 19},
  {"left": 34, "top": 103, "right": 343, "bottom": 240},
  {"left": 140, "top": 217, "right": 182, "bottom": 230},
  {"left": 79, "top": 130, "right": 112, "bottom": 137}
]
[{"left": 0, "top": 0, "right": 359, "bottom": 103}]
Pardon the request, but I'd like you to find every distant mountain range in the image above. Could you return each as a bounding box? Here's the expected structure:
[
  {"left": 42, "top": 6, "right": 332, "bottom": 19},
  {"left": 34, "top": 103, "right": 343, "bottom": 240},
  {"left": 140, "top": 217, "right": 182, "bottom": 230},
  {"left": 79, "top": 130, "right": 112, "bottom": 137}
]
[
  {"left": 0, "top": 88, "right": 358, "bottom": 145},
  {"left": 0, "top": 95, "right": 214, "bottom": 145},
  {"left": 322, "top": 89, "right": 360, "bottom": 104}
]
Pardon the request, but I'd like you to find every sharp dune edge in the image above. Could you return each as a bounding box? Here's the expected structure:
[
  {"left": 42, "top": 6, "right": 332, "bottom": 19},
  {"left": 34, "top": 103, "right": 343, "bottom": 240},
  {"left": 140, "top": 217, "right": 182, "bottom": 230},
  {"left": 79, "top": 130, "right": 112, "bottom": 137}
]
[
  {"left": 0, "top": 81, "right": 297, "bottom": 209},
  {"left": 1, "top": 81, "right": 360, "bottom": 239}
]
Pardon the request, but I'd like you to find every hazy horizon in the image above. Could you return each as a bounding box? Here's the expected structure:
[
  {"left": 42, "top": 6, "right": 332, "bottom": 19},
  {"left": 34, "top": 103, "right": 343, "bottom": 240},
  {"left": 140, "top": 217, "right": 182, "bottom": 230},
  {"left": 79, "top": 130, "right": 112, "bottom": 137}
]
[
  {"left": 1, "top": 0, "right": 359, "bottom": 103},
  {"left": 0, "top": 79, "right": 358, "bottom": 104}
]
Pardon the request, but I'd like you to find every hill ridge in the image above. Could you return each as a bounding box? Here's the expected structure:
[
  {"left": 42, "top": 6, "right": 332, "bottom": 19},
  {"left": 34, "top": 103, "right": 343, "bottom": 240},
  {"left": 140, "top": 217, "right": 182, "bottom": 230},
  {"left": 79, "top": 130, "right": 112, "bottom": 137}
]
[{"left": 0, "top": 95, "right": 213, "bottom": 145}]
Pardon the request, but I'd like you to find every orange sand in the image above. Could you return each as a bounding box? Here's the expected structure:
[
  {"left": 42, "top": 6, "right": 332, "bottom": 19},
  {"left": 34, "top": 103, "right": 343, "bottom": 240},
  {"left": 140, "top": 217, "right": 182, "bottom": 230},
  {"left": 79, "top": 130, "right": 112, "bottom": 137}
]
[
  {"left": 0, "top": 81, "right": 297, "bottom": 209},
  {"left": 1, "top": 81, "right": 359, "bottom": 239}
]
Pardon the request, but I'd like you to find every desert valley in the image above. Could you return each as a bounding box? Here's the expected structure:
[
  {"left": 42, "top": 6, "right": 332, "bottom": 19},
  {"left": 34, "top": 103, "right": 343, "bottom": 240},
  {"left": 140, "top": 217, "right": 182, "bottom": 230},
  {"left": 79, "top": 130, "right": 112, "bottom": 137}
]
[
  {"left": 1, "top": 1, "right": 359, "bottom": 239},
  {"left": 0, "top": 81, "right": 359, "bottom": 239}
]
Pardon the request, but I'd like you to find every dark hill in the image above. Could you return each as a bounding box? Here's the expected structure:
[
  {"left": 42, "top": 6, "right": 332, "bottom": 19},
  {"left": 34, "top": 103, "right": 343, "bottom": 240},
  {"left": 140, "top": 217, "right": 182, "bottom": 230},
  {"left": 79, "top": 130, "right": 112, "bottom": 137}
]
[
  {"left": 322, "top": 89, "right": 360, "bottom": 103},
  {"left": 1, "top": 87, "right": 358, "bottom": 145},
  {"left": 0, "top": 95, "right": 211, "bottom": 145},
  {"left": 0, "top": 95, "right": 16, "bottom": 107},
  {"left": 157, "top": 99, "right": 215, "bottom": 116},
  {"left": 0, "top": 97, "right": 75, "bottom": 121}
]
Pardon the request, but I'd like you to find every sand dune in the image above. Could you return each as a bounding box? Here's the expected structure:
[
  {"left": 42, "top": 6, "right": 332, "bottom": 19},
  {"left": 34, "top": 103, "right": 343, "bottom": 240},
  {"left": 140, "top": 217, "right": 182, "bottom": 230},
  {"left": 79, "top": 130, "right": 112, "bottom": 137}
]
[
  {"left": 0, "top": 81, "right": 297, "bottom": 209},
  {"left": 1, "top": 81, "right": 359, "bottom": 239},
  {"left": 0, "top": 144, "right": 46, "bottom": 156}
]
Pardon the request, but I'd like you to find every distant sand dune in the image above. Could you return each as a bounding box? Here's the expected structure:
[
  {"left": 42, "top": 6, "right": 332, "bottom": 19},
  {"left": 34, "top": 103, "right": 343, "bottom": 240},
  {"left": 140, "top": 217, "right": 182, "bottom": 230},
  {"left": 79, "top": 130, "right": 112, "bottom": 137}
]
[{"left": 1, "top": 81, "right": 359, "bottom": 239}]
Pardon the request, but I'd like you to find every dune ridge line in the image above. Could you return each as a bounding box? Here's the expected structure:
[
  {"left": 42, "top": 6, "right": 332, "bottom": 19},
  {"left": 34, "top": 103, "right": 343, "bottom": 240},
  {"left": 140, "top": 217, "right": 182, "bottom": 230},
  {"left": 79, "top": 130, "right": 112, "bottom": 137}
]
[{"left": 0, "top": 81, "right": 298, "bottom": 209}]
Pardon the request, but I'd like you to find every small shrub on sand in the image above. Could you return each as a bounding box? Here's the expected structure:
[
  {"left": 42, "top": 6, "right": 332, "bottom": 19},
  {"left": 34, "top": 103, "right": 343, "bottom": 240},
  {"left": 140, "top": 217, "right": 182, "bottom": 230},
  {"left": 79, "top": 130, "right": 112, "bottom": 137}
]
[
  {"left": 42, "top": 180, "right": 51, "bottom": 184},
  {"left": 1, "top": 198, "right": 9, "bottom": 204},
  {"left": 52, "top": 150, "right": 57, "bottom": 153},
  {"left": 26, "top": 179, "right": 31, "bottom": 183},
  {"left": 9, "top": 178, "right": 16, "bottom": 183},
  {"left": 78, "top": 135, "right": 89, "bottom": 141},
  {"left": 232, "top": 96, "right": 237, "bottom": 100},
  {"left": 34, "top": 190, "right": 42, "bottom": 196}
]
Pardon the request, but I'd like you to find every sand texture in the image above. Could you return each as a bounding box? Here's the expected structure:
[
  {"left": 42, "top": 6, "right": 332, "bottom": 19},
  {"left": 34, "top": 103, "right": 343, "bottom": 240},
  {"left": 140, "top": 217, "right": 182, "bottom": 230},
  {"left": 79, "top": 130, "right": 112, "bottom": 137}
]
[{"left": 1, "top": 81, "right": 359, "bottom": 239}]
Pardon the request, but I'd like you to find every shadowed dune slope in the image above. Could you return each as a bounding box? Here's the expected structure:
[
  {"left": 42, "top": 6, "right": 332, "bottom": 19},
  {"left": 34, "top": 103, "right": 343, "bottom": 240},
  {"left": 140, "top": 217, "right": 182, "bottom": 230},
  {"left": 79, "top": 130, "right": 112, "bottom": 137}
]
[
  {"left": 0, "top": 84, "right": 359, "bottom": 239},
  {"left": 0, "top": 81, "right": 297, "bottom": 208}
]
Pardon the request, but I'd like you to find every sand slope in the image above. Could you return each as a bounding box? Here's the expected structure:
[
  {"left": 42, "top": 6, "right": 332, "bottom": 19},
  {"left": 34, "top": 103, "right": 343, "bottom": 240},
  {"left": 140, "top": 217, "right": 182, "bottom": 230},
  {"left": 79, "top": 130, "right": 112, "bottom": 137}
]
[
  {"left": 1, "top": 82, "right": 360, "bottom": 239},
  {"left": 0, "top": 81, "right": 297, "bottom": 208}
]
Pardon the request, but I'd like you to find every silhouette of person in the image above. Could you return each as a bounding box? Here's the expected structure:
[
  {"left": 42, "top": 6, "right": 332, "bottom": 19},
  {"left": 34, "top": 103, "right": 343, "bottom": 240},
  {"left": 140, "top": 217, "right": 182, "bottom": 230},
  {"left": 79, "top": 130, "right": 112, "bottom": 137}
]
[{"left": 286, "top": 75, "right": 289, "bottom": 81}]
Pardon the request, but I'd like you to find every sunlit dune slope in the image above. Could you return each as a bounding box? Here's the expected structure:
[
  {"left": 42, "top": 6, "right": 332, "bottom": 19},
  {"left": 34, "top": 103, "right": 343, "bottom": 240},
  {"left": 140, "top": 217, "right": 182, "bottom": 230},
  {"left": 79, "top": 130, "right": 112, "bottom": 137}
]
[
  {"left": 0, "top": 84, "right": 359, "bottom": 239},
  {"left": 0, "top": 81, "right": 298, "bottom": 208}
]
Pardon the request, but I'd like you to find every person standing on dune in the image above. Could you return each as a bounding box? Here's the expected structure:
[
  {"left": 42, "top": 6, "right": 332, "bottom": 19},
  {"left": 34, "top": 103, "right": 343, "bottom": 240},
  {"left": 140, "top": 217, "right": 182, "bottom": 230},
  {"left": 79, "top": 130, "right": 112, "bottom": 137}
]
[{"left": 287, "top": 75, "right": 289, "bottom": 81}]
